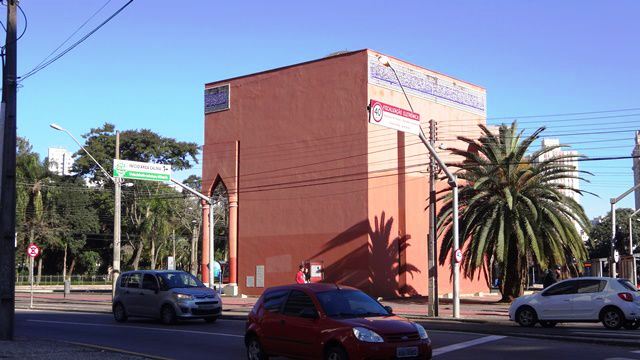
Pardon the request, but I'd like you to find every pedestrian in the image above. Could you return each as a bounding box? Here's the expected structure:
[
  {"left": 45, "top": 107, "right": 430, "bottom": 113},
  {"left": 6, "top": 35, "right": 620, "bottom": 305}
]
[
  {"left": 304, "top": 267, "right": 311, "bottom": 283},
  {"left": 542, "top": 266, "right": 559, "bottom": 289},
  {"left": 295, "top": 265, "right": 306, "bottom": 284}
]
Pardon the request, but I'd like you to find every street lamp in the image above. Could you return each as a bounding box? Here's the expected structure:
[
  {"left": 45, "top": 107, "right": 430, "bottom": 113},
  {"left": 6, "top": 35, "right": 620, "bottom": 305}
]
[
  {"left": 50, "top": 123, "right": 122, "bottom": 298},
  {"left": 375, "top": 55, "right": 461, "bottom": 318}
]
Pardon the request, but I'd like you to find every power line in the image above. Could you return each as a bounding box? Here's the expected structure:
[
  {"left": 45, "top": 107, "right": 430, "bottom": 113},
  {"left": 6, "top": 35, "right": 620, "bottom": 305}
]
[{"left": 19, "top": 0, "right": 133, "bottom": 82}]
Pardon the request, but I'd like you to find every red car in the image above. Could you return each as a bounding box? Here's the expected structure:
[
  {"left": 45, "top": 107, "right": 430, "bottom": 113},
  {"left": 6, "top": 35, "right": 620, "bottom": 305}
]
[{"left": 245, "top": 283, "right": 432, "bottom": 360}]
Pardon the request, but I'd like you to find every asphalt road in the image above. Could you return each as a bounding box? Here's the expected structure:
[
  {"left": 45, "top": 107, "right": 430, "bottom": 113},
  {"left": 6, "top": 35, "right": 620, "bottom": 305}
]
[{"left": 15, "top": 310, "right": 640, "bottom": 360}]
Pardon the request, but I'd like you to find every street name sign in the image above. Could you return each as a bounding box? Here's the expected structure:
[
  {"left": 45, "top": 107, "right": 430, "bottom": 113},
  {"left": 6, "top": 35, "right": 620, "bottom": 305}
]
[
  {"left": 27, "top": 243, "right": 40, "bottom": 258},
  {"left": 113, "top": 159, "right": 171, "bottom": 182},
  {"left": 368, "top": 100, "right": 421, "bottom": 135}
]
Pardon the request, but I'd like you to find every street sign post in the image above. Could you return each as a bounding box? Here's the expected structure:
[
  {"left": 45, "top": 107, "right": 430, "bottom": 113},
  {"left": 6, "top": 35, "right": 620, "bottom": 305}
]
[
  {"left": 27, "top": 243, "right": 39, "bottom": 309},
  {"left": 113, "top": 159, "right": 171, "bottom": 182}
]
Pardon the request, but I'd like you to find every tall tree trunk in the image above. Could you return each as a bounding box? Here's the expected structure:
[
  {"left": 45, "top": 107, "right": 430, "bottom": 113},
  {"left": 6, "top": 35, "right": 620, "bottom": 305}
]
[
  {"left": 68, "top": 257, "right": 76, "bottom": 279},
  {"left": 62, "top": 244, "right": 68, "bottom": 281},
  {"left": 500, "top": 239, "right": 527, "bottom": 302},
  {"left": 190, "top": 224, "right": 199, "bottom": 275},
  {"left": 132, "top": 241, "right": 144, "bottom": 270},
  {"left": 36, "top": 249, "right": 43, "bottom": 285},
  {"left": 150, "top": 238, "right": 156, "bottom": 270}
]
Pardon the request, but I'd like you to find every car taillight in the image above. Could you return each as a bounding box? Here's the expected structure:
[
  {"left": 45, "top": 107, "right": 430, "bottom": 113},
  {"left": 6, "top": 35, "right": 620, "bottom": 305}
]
[{"left": 618, "top": 292, "right": 633, "bottom": 302}]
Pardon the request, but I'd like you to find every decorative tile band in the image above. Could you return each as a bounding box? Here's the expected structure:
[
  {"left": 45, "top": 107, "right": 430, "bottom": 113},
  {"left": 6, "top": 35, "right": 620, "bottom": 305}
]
[{"left": 368, "top": 55, "right": 486, "bottom": 116}]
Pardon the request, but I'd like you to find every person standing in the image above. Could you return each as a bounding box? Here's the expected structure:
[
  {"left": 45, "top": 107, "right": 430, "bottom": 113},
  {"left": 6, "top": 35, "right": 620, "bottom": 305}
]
[
  {"left": 543, "top": 266, "right": 559, "bottom": 289},
  {"left": 304, "top": 267, "right": 311, "bottom": 283},
  {"left": 295, "top": 265, "right": 306, "bottom": 284}
]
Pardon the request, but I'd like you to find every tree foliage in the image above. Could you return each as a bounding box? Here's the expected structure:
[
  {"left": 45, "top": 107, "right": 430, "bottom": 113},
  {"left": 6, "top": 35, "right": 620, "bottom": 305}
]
[
  {"left": 437, "top": 122, "right": 591, "bottom": 301},
  {"left": 587, "top": 208, "right": 640, "bottom": 259}
]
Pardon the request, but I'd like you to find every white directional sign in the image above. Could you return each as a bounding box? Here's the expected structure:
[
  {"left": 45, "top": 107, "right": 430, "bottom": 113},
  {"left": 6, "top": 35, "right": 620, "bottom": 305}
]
[
  {"left": 27, "top": 243, "right": 40, "bottom": 258},
  {"left": 113, "top": 159, "right": 171, "bottom": 182},
  {"left": 369, "top": 100, "right": 421, "bottom": 135}
]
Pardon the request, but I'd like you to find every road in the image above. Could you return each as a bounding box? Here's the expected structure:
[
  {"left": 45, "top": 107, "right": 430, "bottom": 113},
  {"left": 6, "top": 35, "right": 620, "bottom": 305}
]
[{"left": 15, "top": 310, "right": 640, "bottom": 360}]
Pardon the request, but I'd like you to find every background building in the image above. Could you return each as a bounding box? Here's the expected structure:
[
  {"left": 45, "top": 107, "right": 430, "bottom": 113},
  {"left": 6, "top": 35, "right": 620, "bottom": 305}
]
[
  {"left": 47, "top": 147, "right": 74, "bottom": 176},
  {"left": 633, "top": 131, "right": 640, "bottom": 210},
  {"left": 202, "top": 50, "right": 489, "bottom": 297}
]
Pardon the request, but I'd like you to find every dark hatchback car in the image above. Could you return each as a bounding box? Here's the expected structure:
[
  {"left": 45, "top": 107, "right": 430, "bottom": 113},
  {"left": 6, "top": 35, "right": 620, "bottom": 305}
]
[{"left": 245, "top": 283, "right": 432, "bottom": 360}]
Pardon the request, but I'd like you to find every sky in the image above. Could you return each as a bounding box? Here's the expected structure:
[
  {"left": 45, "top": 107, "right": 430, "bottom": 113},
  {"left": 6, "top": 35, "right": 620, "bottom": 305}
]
[{"left": 8, "top": 0, "right": 640, "bottom": 219}]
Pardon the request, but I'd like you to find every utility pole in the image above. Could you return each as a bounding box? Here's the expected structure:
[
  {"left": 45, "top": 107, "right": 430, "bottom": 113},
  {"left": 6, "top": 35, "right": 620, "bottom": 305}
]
[
  {"left": 427, "top": 119, "right": 438, "bottom": 317},
  {"left": 112, "top": 131, "right": 121, "bottom": 298},
  {"left": 172, "top": 229, "right": 176, "bottom": 262},
  {"left": 0, "top": 0, "right": 18, "bottom": 340}
]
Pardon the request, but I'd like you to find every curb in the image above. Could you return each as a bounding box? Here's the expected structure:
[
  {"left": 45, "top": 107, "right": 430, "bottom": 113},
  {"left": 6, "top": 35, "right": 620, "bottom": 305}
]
[
  {"left": 61, "top": 340, "right": 171, "bottom": 360},
  {"left": 16, "top": 305, "right": 250, "bottom": 321}
]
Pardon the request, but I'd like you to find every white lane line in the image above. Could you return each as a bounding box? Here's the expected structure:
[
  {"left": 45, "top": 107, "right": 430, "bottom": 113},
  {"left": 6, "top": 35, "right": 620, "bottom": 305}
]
[
  {"left": 27, "top": 319, "right": 244, "bottom": 338},
  {"left": 432, "top": 335, "right": 506, "bottom": 357},
  {"left": 631, "top": 350, "right": 640, "bottom": 353}
]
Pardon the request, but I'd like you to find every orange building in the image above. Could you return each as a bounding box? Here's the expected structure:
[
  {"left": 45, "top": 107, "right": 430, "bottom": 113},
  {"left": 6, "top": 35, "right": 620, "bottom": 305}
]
[{"left": 201, "top": 49, "right": 488, "bottom": 298}]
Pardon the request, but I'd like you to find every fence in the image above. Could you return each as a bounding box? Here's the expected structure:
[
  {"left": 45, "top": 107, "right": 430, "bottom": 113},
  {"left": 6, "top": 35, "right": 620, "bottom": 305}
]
[{"left": 15, "top": 274, "right": 110, "bottom": 286}]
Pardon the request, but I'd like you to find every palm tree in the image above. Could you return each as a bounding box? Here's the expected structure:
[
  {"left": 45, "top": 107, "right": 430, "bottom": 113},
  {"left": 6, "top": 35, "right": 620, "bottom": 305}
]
[{"left": 437, "top": 122, "right": 590, "bottom": 301}]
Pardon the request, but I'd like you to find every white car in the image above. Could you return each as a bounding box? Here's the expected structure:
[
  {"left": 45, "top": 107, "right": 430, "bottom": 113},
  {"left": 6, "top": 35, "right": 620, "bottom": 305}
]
[{"left": 509, "top": 277, "right": 640, "bottom": 329}]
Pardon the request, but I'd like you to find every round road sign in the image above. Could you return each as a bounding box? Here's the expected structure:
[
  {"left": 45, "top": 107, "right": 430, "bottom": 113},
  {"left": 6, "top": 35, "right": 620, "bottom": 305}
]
[
  {"left": 372, "top": 103, "right": 383, "bottom": 122},
  {"left": 27, "top": 243, "right": 40, "bottom": 258},
  {"left": 454, "top": 249, "right": 463, "bottom": 263}
]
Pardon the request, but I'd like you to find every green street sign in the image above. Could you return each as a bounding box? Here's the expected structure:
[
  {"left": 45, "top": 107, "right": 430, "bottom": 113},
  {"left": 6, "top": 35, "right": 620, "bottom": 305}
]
[{"left": 113, "top": 159, "right": 171, "bottom": 182}]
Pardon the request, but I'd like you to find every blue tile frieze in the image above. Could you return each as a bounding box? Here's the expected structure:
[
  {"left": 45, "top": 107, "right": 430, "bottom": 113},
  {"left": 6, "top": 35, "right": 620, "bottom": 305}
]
[
  {"left": 368, "top": 55, "right": 486, "bottom": 115},
  {"left": 205, "top": 84, "right": 230, "bottom": 114}
]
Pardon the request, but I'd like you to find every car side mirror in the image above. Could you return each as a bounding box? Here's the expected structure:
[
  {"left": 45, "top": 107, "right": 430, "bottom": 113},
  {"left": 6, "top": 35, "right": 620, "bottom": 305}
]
[
  {"left": 384, "top": 306, "right": 393, "bottom": 314},
  {"left": 300, "top": 308, "right": 319, "bottom": 319}
]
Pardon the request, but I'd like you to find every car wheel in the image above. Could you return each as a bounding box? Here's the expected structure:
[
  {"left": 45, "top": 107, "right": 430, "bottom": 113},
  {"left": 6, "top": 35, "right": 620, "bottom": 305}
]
[
  {"left": 622, "top": 320, "right": 640, "bottom": 330},
  {"left": 539, "top": 321, "right": 557, "bottom": 328},
  {"left": 515, "top": 306, "right": 537, "bottom": 327},
  {"left": 113, "top": 303, "right": 127, "bottom": 323},
  {"left": 325, "top": 345, "right": 349, "bottom": 360},
  {"left": 161, "top": 305, "right": 177, "bottom": 325},
  {"left": 246, "top": 336, "right": 268, "bottom": 360},
  {"left": 204, "top": 317, "right": 218, "bottom": 323},
  {"left": 601, "top": 308, "right": 624, "bottom": 330}
]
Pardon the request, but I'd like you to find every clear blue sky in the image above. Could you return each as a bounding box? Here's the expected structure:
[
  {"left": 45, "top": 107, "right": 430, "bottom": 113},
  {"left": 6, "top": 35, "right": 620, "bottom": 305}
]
[{"left": 11, "top": 0, "right": 640, "bottom": 219}]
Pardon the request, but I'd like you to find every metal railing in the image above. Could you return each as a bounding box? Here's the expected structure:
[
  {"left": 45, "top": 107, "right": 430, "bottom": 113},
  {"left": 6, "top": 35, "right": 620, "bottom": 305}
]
[{"left": 15, "top": 274, "right": 110, "bottom": 286}]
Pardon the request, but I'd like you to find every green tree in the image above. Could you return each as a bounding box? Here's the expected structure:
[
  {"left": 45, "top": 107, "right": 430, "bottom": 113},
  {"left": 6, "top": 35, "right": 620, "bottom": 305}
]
[
  {"left": 72, "top": 124, "right": 200, "bottom": 270},
  {"left": 437, "top": 123, "right": 591, "bottom": 301},
  {"left": 587, "top": 209, "right": 640, "bottom": 259}
]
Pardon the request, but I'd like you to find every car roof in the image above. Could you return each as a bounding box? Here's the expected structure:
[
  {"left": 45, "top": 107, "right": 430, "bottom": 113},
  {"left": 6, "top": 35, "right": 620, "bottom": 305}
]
[
  {"left": 264, "top": 283, "right": 359, "bottom": 294},
  {"left": 121, "top": 270, "right": 188, "bottom": 275}
]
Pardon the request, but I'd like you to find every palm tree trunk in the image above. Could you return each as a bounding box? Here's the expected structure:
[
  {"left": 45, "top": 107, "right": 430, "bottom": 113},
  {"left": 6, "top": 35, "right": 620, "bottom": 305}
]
[
  {"left": 68, "top": 257, "right": 76, "bottom": 278},
  {"left": 500, "top": 240, "right": 527, "bottom": 302}
]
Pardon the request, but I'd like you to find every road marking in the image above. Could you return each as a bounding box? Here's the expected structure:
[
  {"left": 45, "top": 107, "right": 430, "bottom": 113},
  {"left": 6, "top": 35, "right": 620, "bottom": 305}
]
[
  {"left": 432, "top": 335, "right": 506, "bottom": 357},
  {"left": 631, "top": 350, "right": 640, "bottom": 353},
  {"left": 27, "top": 319, "right": 244, "bottom": 338}
]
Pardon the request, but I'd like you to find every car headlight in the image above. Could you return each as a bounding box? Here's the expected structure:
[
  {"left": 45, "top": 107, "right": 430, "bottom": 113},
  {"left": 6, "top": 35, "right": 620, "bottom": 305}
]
[
  {"left": 175, "top": 293, "right": 193, "bottom": 301},
  {"left": 352, "top": 327, "right": 384, "bottom": 343},
  {"left": 414, "top": 323, "right": 429, "bottom": 340}
]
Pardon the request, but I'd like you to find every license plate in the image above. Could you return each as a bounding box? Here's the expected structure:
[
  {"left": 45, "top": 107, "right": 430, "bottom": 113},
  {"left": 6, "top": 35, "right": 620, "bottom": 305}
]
[{"left": 396, "top": 346, "right": 418, "bottom": 358}]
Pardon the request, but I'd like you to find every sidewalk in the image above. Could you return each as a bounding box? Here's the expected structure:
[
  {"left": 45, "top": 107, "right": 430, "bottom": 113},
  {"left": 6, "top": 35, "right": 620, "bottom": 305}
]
[
  {"left": 0, "top": 338, "right": 149, "bottom": 359},
  {"left": 14, "top": 286, "right": 511, "bottom": 323}
]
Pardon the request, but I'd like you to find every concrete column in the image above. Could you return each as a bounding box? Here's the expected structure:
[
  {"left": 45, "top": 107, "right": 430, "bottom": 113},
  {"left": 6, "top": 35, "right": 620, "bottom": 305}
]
[
  {"left": 228, "top": 195, "right": 238, "bottom": 285},
  {"left": 201, "top": 202, "right": 210, "bottom": 284}
]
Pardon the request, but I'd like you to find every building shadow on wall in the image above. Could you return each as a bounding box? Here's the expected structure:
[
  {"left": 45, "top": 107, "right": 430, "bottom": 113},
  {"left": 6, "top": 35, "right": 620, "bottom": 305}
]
[{"left": 309, "top": 211, "right": 420, "bottom": 298}]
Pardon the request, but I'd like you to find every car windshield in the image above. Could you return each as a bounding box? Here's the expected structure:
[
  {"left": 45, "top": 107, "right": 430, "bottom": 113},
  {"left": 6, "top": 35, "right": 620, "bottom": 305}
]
[
  {"left": 316, "top": 289, "right": 389, "bottom": 318},
  {"left": 159, "top": 272, "right": 205, "bottom": 289},
  {"left": 618, "top": 279, "right": 639, "bottom": 292}
]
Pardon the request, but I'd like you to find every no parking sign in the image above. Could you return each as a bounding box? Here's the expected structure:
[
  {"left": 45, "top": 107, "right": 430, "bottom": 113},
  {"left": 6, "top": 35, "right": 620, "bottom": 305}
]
[{"left": 27, "top": 243, "right": 40, "bottom": 258}]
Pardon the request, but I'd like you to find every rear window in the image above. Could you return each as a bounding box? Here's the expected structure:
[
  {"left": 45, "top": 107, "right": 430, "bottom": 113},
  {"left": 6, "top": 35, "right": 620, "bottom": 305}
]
[
  {"left": 618, "top": 279, "right": 639, "bottom": 292},
  {"left": 263, "top": 290, "right": 289, "bottom": 313},
  {"left": 126, "top": 273, "right": 142, "bottom": 288}
]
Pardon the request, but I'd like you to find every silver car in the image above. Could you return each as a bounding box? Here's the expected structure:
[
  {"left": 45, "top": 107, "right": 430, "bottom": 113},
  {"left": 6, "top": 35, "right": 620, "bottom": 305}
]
[{"left": 113, "top": 270, "right": 222, "bottom": 325}]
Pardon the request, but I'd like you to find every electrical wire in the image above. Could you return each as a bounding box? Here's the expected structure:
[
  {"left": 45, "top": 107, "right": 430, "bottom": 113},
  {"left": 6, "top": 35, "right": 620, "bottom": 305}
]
[{"left": 19, "top": 0, "right": 133, "bottom": 82}]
